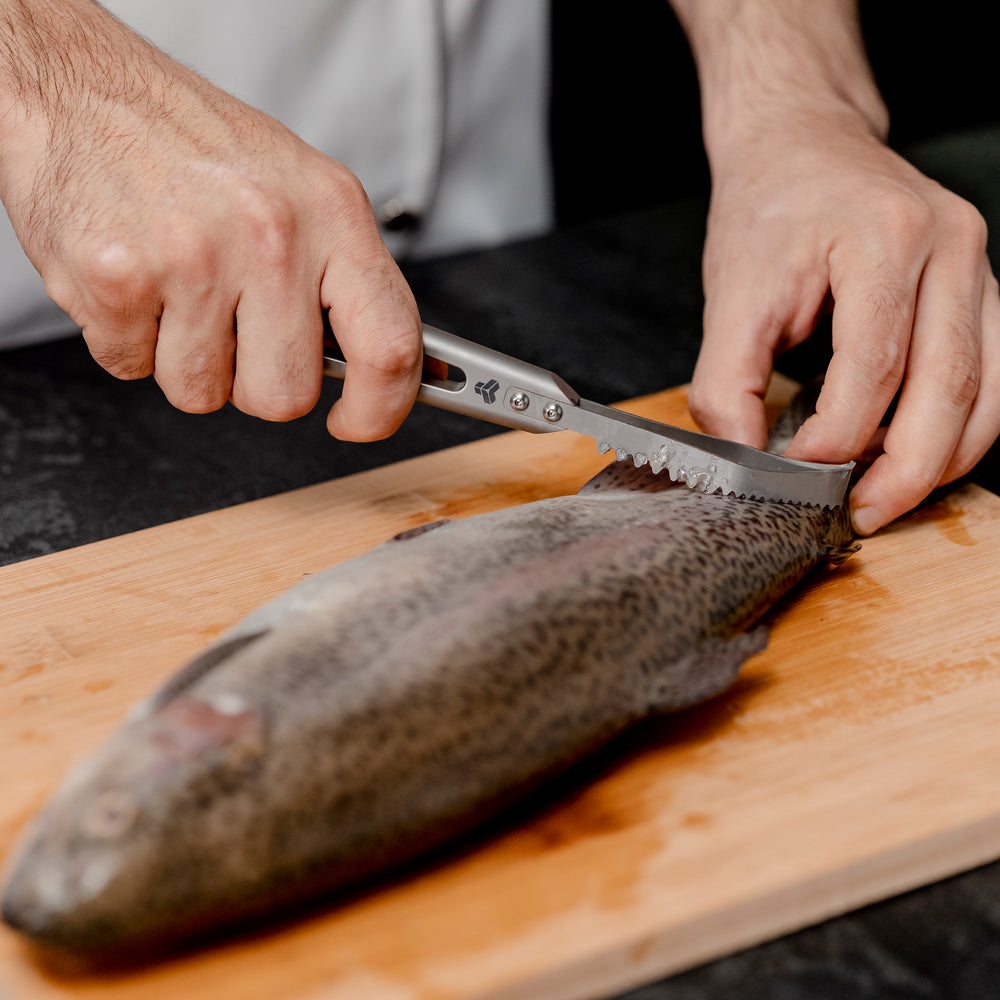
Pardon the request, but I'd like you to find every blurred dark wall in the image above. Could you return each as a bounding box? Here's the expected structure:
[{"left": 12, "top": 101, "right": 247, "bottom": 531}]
[
  {"left": 549, "top": 0, "right": 707, "bottom": 226},
  {"left": 860, "top": 2, "right": 998, "bottom": 146},
  {"left": 549, "top": 0, "right": 1000, "bottom": 227}
]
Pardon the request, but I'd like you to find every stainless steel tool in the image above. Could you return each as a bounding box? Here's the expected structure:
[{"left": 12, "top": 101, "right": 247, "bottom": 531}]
[{"left": 323, "top": 325, "right": 854, "bottom": 508}]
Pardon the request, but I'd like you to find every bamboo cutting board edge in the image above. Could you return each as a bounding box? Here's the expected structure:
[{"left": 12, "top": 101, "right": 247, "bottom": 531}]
[
  {"left": 2, "top": 380, "right": 1000, "bottom": 1000},
  {"left": 499, "top": 809, "right": 1000, "bottom": 1000}
]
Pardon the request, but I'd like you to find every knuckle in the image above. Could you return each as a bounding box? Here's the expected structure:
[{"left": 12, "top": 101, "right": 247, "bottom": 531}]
[
  {"left": 77, "top": 239, "right": 155, "bottom": 315},
  {"left": 315, "top": 163, "right": 385, "bottom": 246},
  {"left": 864, "top": 275, "right": 912, "bottom": 332},
  {"left": 232, "top": 378, "right": 320, "bottom": 423},
  {"left": 803, "top": 405, "right": 870, "bottom": 459},
  {"left": 255, "top": 210, "right": 296, "bottom": 268},
  {"left": 852, "top": 320, "right": 907, "bottom": 397},
  {"left": 40, "top": 272, "right": 79, "bottom": 318},
  {"left": 236, "top": 396, "right": 315, "bottom": 423},
  {"left": 324, "top": 162, "right": 373, "bottom": 218},
  {"left": 160, "top": 218, "right": 217, "bottom": 280},
  {"left": 362, "top": 319, "right": 423, "bottom": 379},
  {"left": 235, "top": 185, "right": 297, "bottom": 268},
  {"left": 261, "top": 395, "right": 316, "bottom": 422},
  {"left": 937, "top": 336, "right": 980, "bottom": 410},
  {"left": 162, "top": 355, "right": 232, "bottom": 414},
  {"left": 893, "top": 461, "right": 941, "bottom": 504},
  {"left": 686, "top": 384, "right": 712, "bottom": 429},
  {"left": 175, "top": 394, "right": 228, "bottom": 415},
  {"left": 686, "top": 378, "right": 726, "bottom": 433},
  {"left": 84, "top": 330, "right": 153, "bottom": 380},
  {"left": 874, "top": 189, "right": 935, "bottom": 241},
  {"left": 945, "top": 195, "right": 989, "bottom": 251}
]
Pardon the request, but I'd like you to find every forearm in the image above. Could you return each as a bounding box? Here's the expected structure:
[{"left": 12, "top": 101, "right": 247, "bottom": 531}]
[
  {"left": 0, "top": 0, "right": 164, "bottom": 203},
  {"left": 0, "top": 0, "right": 57, "bottom": 187},
  {"left": 667, "top": 0, "right": 889, "bottom": 171},
  {"left": 1, "top": 0, "right": 423, "bottom": 438},
  {"left": 1, "top": 0, "right": 121, "bottom": 124}
]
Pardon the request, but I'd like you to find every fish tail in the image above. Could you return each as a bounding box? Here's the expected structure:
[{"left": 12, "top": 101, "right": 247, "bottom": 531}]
[{"left": 823, "top": 542, "right": 862, "bottom": 566}]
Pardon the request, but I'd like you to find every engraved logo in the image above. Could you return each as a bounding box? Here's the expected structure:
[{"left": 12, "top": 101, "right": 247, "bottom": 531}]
[{"left": 474, "top": 378, "right": 500, "bottom": 405}]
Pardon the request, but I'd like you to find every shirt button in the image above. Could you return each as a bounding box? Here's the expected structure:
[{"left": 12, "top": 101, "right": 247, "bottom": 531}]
[{"left": 378, "top": 199, "right": 423, "bottom": 232}]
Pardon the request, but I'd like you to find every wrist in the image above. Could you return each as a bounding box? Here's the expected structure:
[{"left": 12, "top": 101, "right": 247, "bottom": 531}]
[
  {"left": 0, "top": 0, "right": 92, "bottom": 200},
  {"left": 0, "top": 2, "right": 152, "bottom": 131},
  {"left": 670, "top": 0, "right": 889, "bottom": 173}
]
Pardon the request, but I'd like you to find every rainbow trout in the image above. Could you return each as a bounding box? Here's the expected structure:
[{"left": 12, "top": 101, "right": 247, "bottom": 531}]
[{"left": 1, "top": 435, "right": 857, "bottom": 955}]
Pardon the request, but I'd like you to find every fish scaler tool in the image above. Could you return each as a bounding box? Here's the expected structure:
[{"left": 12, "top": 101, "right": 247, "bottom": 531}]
[{"left": 323, "top": 325, "right": 854, "bottom": 509}]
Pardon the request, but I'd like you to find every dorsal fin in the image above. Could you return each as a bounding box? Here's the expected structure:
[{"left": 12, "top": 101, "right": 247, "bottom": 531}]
[
  {"left": 387, "top": 518, "right": 452, "bottom": 542},
  {"left": 577, "top": 460, "right": 681, "bottom": 495}
]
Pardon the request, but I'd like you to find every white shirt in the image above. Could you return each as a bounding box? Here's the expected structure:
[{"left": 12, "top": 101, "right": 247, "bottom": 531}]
[{"left": 0, "top": 0, "right": 551, "bottom": 346}]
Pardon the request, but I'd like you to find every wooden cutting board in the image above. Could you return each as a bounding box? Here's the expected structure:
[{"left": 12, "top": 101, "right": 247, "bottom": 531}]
[{"left": 3, "top": 379, "right": 1000, "bottom": 1000}]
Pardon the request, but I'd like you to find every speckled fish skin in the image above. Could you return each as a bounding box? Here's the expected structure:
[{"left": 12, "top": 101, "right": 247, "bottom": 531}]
[{"left": 1, "top": 452, "right": 856, "bottom": 955}]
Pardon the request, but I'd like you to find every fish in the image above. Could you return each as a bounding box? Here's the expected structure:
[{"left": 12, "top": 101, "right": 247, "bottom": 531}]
[{"left": 0, "top": 398, "right": 858, "bottom": 957}]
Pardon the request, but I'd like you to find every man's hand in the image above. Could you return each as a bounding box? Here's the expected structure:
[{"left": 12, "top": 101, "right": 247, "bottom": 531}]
[
  {"left": 691, "top": 120, "right": 1000, "bottom": 535},
  {"left": 670, "top": 0, "right": 1000, "bottom": 534},
  {"left": 0, "top": 0, "right": 422, "bottom": 441}
]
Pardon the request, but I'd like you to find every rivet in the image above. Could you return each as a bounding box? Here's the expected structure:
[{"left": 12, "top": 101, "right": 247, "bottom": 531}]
[
  {"left": 509, "top": 392, "right": 530, "bottom": 412},
  {"left": 543, "top": 403, "right": 563, "bottom": 422}
]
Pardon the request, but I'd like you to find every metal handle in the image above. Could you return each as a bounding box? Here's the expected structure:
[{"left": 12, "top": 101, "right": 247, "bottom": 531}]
[
  {"left": 323, "top": 322, "right": 855, "bottom": 506},
  {"left": 323, "top": 324, "right": 579, "bottom": 434}
]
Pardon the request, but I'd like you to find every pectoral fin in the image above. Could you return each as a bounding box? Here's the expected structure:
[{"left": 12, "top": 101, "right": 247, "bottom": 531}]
[
  {"left": 644, "top": 626, "right": 768, "bottom": 714},
  {"left": 139, "top": 630, "right": 271, "bottom": 716}
]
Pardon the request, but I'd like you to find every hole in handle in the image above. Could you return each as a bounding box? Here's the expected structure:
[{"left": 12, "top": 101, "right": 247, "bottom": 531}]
[
  {"left": 323, "top": 320, "right": 466, "bottom": 392},
  {"left": 421, "top": 356, "right": 465, "bottom": 392}
]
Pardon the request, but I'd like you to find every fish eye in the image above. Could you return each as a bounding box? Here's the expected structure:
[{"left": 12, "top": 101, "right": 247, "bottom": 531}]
[{"left": 81, "top": 788, "right": 140, "bottom": 839}]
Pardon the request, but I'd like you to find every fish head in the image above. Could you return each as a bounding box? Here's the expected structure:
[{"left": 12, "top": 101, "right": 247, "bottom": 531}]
[{"left": 1, "top": 692, "right": 268, "bottom": 954}]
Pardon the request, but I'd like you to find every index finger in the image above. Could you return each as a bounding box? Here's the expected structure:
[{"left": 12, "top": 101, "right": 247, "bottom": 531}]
[
  {"left": 688, "top": 269, "right": 796, "bottom": 450},
  {"left": 322, "top": 251, "right": 422, "bottom": 442},
  {"left": 785, "top": 262, "right": 920, "bottom": 465},
  {"left": 689, "top": 329, "right": 774, "bottom": 450}
]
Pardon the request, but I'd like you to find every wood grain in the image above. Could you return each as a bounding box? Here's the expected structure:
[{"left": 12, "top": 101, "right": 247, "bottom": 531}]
[{"left": 3, "top": 380, "right": 1000, "bottom": 1000}]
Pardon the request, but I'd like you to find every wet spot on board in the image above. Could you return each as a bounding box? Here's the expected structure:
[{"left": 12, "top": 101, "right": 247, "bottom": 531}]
[
  {"left": 509, "top": 781, "right": 639, "bottom": 854},
  {"left": 681, "top": 811, "right": 713, "bottom": 829},
  {"left": 83, "top": 679, "right": 114, "bottom": 694},
  {"left": 906, "top": 492, "right": 976, "bottom": 547},
  {"left": 628, "top": 935, "right": 658, "bottom": 966},
  {"left": 771, "top": 557, "right": 898, "bottom": 622}
]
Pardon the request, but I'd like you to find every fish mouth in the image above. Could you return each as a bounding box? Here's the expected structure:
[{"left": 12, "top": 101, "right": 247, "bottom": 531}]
[
  {"left": 1, "top": 874, "right": 57, "bottom": 943},
  {"left": 1, "top": 877, "right": 116, "bottom": 955},
  {"left": 0, "top": 844, "right": 118, "bottom": 951}
]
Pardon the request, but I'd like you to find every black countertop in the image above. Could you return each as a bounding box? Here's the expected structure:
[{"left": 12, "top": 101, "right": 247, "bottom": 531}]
[{"left": 4, "top": 131, "right": 1000, "bottom": 997}]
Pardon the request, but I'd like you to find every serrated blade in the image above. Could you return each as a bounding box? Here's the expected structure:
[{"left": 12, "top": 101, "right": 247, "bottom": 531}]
[
  {"left": 323, "top": 323, "right": 854, "bottom": 509},
  {"left": 566, "top": 399, "right": 853, "bottom": 508}
]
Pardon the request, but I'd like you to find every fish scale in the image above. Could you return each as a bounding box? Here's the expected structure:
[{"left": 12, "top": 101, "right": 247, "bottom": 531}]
[{"left": 1, "top": 412, "right": 858, "bottom": 957}]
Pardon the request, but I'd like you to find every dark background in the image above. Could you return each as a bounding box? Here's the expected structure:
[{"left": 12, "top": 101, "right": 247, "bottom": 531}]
[
  {"left": 550, "top": 0, "right": 999, "bottom": 223},
  {"left": 4, "top": 3, "right": 1000, "bottom": 996}
]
